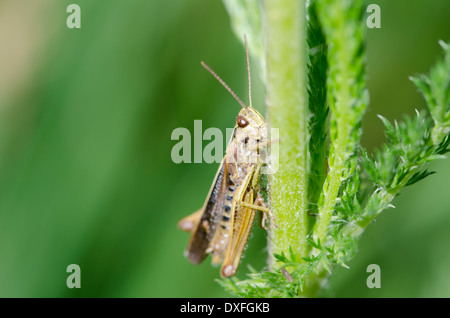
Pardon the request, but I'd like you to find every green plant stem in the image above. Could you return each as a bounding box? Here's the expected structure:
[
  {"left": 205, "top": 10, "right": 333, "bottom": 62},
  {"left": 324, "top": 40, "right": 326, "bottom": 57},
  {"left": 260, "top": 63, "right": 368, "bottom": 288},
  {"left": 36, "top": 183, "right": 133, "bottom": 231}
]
[
  {"left": 314, "top": 0, "right": 367, "bottom": 244},
  {"left": 315, "top": 142, "right": 348, "bottom": 243},
  {"left": 264, "top": 0, "right": 309, "bottom": 267}
]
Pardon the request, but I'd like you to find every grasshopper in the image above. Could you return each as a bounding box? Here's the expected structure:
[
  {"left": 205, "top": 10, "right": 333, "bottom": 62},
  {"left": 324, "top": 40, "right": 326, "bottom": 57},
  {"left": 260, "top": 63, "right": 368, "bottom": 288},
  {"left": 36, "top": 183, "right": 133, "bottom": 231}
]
[{"left": 178, "top": 36, "right": 273, "bottom": 278}]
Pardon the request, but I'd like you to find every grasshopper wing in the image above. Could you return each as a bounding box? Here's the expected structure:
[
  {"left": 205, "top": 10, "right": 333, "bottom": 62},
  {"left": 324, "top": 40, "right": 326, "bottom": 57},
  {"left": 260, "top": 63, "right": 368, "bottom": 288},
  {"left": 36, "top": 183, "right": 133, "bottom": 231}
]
[{"left": 180, "top": 159, "right": 230, "bottom": 265}]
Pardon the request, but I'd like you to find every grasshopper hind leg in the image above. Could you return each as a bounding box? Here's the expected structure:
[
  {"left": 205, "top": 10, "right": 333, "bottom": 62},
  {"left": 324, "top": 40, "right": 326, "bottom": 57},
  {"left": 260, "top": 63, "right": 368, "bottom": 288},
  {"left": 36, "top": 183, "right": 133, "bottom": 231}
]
[{"left": 220, "top": 190, "right": 256, "bottom": 278}]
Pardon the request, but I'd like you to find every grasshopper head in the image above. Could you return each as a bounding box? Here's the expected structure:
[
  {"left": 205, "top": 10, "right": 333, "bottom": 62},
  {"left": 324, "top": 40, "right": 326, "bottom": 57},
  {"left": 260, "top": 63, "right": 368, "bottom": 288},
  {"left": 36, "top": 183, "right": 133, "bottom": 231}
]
[
  {"left": 236, "top": 106, "right": 265, "bottom": 129},
  {"left": 234, "top": 106, "right": 268, "bottom": 160}
]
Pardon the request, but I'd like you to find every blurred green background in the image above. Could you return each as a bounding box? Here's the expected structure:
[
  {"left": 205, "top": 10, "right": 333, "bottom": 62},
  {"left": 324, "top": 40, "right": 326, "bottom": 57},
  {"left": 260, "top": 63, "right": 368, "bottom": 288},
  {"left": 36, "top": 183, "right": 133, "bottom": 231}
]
[{"left": 0, "top": 0, "right": 449, "bottom": 297}]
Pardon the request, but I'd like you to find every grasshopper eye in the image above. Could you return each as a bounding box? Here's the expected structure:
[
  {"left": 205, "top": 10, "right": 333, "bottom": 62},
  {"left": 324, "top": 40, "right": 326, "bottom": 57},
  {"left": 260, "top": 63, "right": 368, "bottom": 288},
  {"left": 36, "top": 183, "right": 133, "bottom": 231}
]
[{"left": 237, "top": 115, "right": 249, "bottom": 128}]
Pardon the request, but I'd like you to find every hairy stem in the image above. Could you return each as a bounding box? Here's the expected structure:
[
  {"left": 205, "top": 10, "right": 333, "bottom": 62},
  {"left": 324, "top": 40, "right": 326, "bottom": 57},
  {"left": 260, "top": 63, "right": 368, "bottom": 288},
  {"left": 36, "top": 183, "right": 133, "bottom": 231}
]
[{"left": 264, "top": 0, "right": 309, "bottom": 266}]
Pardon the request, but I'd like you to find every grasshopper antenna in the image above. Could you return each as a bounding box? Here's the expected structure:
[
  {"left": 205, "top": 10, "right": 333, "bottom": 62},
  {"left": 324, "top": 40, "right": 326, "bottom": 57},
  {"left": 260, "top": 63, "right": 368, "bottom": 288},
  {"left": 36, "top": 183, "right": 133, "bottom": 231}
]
[
  {"left": 201, "top": 61, "right": 247, "bottom": 109},
  {"left": 244, "top": 34, "right": 252, "bottom": 108}
]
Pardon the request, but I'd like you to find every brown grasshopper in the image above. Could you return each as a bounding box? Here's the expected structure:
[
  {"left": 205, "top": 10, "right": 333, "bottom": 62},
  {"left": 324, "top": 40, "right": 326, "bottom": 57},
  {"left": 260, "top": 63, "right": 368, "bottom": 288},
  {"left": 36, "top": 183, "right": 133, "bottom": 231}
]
[{"left": 178, "top": 36, "right": 273, "bottom": 278}]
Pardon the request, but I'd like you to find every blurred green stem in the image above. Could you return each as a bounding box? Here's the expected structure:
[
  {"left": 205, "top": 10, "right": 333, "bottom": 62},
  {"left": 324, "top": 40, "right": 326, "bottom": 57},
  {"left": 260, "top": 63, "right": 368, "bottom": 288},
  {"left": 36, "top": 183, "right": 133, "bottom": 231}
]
[{"left": 264, "top": 0, "right": 309, "bottom": 267}]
